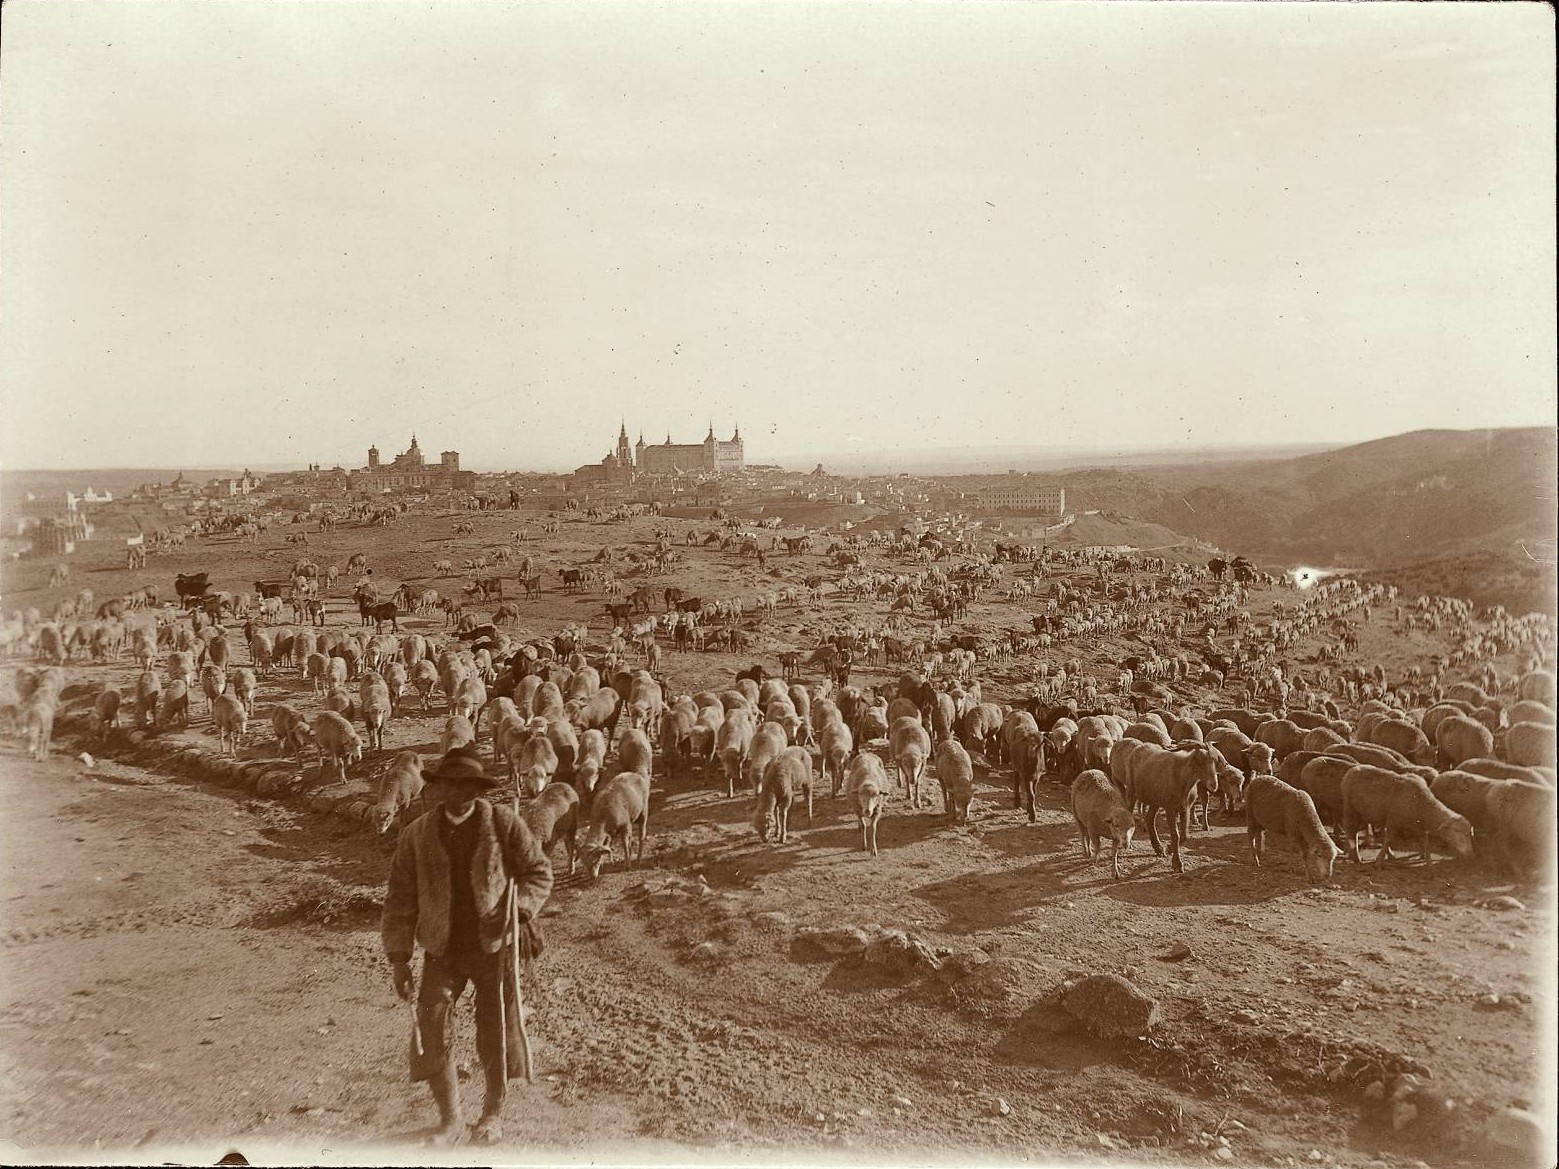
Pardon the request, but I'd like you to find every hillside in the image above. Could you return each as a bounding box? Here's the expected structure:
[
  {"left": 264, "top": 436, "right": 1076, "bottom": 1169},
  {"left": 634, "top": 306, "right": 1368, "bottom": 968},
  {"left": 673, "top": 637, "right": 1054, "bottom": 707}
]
[{"left": 1016, "top": 428, "right": 1555, "bottom": 575}]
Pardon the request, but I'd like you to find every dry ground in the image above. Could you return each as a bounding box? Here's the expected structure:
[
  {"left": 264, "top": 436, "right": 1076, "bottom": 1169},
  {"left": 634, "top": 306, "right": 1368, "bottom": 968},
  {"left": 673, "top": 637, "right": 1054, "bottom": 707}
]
[{"left": 1, "top": 504, "right": 1554, "bottom": 1167}]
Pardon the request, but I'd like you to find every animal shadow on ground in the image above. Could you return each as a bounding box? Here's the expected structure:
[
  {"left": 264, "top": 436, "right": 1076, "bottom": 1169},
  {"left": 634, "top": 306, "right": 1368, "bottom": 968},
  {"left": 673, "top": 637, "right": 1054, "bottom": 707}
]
[
  {"left": 976, "top": 821, "right": 1079, "bottom": 859},
  {"left": 912, "top": 860, "right": 1083, "bottom": 933},
  {"left": 687, "top": 834, "right": 813, "bottom": 888},
  {"left": 802, "top": 807, "right": 954, "bottom": 853}
]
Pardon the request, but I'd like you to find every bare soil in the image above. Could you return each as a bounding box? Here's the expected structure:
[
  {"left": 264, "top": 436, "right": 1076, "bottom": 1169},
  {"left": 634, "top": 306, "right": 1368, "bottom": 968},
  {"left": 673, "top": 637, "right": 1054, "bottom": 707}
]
[{"left": 1, "top": 504, "right": 1554, "bottom": 1167}]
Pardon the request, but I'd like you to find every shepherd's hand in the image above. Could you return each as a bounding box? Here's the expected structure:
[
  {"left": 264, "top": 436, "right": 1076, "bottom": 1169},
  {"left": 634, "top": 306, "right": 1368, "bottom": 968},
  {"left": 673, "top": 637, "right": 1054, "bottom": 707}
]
[{"left": 391, "top": 960, "right": 414, "bottom": 1001}]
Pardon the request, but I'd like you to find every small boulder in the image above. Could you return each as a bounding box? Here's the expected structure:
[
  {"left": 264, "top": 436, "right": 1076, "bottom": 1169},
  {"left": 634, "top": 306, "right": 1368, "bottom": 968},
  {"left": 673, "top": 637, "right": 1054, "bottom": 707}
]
[
  {"left": 863, "top": 930, "right": 941, "bottom": 975},
  {"left": 1481, "top": 895, "right": 1526, "bottom": 912},
  {"left": 1060, "top": 974, "right": 1160, "bottom": 1039},
  {"left": 794, "top": 925, "right": 871, "bottom": 958}
]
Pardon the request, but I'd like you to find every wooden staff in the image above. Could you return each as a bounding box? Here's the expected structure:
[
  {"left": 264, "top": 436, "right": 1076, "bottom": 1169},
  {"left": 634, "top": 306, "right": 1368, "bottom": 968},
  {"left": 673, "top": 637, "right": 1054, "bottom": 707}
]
[{"left": 505, "top": 880, "right": 535, "bottom": 1083}]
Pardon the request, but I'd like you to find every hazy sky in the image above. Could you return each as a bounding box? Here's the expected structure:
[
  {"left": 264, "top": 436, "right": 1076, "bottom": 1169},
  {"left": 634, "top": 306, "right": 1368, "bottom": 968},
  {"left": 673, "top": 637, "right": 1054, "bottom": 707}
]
[{"left": 2, "top": 1, "right": 1554, "bottom": 472}]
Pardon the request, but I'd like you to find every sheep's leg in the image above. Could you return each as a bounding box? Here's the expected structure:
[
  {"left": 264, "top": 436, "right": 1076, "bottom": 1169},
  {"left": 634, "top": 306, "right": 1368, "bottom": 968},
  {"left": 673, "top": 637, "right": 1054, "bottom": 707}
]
[
  {"left": 1374, "top": 826, "right": 1393, "bottom": 864},
  {"left": 1145, "top": 808, "right": 1165, "bottom": 856},
  {"left": 1249, "top": 828, "right": 1263, "bottom": 866},
  {"left": 806, "top": 785, "right": 813, "bottom": 825},
  {"left": 1168, "top": 813, "right": 1184, "bottom": 873}
]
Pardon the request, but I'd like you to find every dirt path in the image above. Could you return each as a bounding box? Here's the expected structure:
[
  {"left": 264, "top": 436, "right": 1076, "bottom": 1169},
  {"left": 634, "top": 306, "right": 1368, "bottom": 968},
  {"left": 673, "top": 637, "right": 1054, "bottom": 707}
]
[{"left": 2, "top": 741, "right": 1552, "bottom": 1166}]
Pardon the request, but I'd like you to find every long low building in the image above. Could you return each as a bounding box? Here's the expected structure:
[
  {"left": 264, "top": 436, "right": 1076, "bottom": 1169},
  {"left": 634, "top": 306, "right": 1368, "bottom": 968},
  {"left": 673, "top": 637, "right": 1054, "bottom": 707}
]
[{"left": 979, "top": 484, "right": 1066, "bottom": 516}]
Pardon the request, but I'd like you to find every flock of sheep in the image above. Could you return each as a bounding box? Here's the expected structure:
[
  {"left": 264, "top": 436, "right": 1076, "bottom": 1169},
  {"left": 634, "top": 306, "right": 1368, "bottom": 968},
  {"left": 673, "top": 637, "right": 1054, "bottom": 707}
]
[{"left": 2, "top": 510, "right": 1556, "bottom": 904}]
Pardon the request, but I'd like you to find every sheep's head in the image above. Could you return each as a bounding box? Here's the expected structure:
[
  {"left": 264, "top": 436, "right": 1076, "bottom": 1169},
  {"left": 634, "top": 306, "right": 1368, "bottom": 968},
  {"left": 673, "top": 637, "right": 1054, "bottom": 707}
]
[
  {"left": 1108, "top": 807, "right": 1137, "bottom": 851},
  {"left": 1432, "top": 814, "right": 1475, "bottom": 860},
  {"left": 1304, "top": 837, "right": 1341, "bottom": 882}
]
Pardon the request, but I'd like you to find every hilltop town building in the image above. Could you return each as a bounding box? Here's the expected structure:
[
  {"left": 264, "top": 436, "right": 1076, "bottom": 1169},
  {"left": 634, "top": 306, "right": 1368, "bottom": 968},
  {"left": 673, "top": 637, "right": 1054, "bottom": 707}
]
[
  {"left": 574, "top": 423, "right": 744, "bottom": 483},
  {"left": 352, "top": 436, "right": 474, "bottom": 493},
  {"left": 979, "top": 484, "right": 1066, "bottom": 517}
]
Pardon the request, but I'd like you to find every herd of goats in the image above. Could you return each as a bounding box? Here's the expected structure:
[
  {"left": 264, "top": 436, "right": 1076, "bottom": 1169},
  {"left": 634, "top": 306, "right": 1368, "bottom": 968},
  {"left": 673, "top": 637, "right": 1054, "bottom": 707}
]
[{"left": 2, "top": 512, "right": 1556, "bottom": 890}]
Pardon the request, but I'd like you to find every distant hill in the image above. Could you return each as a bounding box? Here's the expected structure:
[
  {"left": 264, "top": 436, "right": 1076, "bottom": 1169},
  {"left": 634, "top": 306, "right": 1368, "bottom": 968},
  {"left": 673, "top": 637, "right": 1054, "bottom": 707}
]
[
  {"left": 1029, "top": 427, "right": 1555, "bottom": 566},
  {"left": 1012, "top": 427, "right": 1555, "bottom": 610}
]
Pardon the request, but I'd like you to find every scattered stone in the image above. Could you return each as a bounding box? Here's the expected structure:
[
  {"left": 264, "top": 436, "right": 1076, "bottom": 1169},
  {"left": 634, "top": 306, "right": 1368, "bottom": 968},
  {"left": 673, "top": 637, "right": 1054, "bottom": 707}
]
[
  {"left": 1095, "top": 1134, "right": 1115, "bottom": 1149},
  {"left": 892, "top": 1095, "right": 913, "bottom": 1109},
  {"left": 1364, "top": 1082, "right": 1386, "bottom": 1101},
  {"left": 1482, "top": 895, "right": 1526, "bottom": 912},
  {"left": 1060, "top": 974, "right": 1160, "bottom": 1039},
  {"left": 1123, "top": 964, "right": 1141, "bottom": 981},
  {"left": 753, "top": 911, "right": 792, "bottom": 930},
  {"left": 690, "top": 941, "right": 723, "bottom": 963},
  {"left": 863, "top": 930, "right": 942, "bottom": 975},
  {"left": 934, "top": 950, "right": 990, "bottom": 982},
  {"left": 1476, "top": 993, "right": 1504, "bottom": 1010},
  {"left": 794, "top": 925, "right": 870, "bottom": 958},
  {"left": 857, "top": 1107, "right": 873, "bottom": 1118},
  {"left": 995, "top": 1097, "right": 1011, "bottom": 1117},
  {"left": 1215, "top": 1147, "right": 1235, "bottom": 1161},
  {"left": 1233, "top": 1009, "right": 1259, "bottom": 1026},
  {"left": 1159, "top": 941, "right": 1193, "bottom": 962},
  {"left": 1392, "top": 1102, "right": 1419, "bottom": 1132},
  {"left": 78, "top": 753, "right": 96, "bottom": 768}
]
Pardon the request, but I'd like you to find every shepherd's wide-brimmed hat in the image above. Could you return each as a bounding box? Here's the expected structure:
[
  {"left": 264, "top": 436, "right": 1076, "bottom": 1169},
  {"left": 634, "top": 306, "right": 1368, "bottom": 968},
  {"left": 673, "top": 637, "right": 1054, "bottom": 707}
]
[{"left": 423, "top": 745, "right": 502, "bottom": 789}]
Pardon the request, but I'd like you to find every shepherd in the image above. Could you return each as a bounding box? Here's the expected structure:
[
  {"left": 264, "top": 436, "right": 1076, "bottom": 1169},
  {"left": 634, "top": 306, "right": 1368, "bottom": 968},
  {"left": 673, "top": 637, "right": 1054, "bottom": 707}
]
[{"left": 381, "top": 745, "right": 553, "bottom": 1146}]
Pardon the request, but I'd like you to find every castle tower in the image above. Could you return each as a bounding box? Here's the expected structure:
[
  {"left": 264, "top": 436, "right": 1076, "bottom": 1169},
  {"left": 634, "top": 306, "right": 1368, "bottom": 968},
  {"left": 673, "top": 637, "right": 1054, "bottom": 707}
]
[
  {"left": 406, "top": 435, "right": 423, "bottom": 467},
  {"left": 703, "top": 422, "right": 716, "bottom": 470},
  {"left": 367, "top": 445, "right": 380, "bottom": 470},
  {"left": 635, "top": 433, "right": 646, "bottom": 464},
  {"left": 616, "top": 421, "right": 633, "bottom": 470}
]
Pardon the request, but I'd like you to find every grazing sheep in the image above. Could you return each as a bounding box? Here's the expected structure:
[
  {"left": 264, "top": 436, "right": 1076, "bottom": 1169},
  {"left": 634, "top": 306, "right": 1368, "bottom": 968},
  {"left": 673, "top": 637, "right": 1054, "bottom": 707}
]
[
  {"left": 1124, "top": 744, "right": 1218, "bottom": 873},
  {"left": 845, "top": 752, "right": 889, "bottom": 855},
  {"left": 313, "top": 711, "right": 365, "bottom": 784},
  {"left": 1364, "top": 718, "right": 1436, "bottom": 766},
  {"left": 93, "top": 687, "right": 122, "bottom": 740},
  {"left": 1074, "top": 714, "right": 1123, "bottom": 770},
  {"left": 1123, "top": 720, "right": 1171, "bottom": 748},
  {"left": 23, "top": 698, "right": 56, "bottom": 761},
  {"left": 410, "top": 659, "right": 440, "bottom": 711},
  {"left": 1482, "top": 780, "right": 1556, "bottom": 882},
  {"left": 272, "top": 703, "right": 313, "bottom": 757},
  {"left": 211, "top": 692, "right": 248, "bottom": 756},
  {"left": 1508, "top": 699, "right": 1555, "bottom": 727},
  {"left": 157, "top": 681, "right": 190, "bottom": 730},
  {"left": 1302, "top": 725, "right": 1348, "bottom": 753},
  {"left": 754, "top": 746, "right": 813, "bottom": 843},
  {"left": 890, "top": 715, "right": 932, "bottom": 809},
  {"left": 1340, "top": 764, "right": 1473, "bottom": 864},
  {"left": 1435, "top": 714, "right": 1495, "bottom": 769},
  {"left": 374, "top": 750, "right": 426, "bottom": 834},
  {"left": 659, "top": 706, "right": 696, "bottom": 776},
  {"left": 509, "top": 733, "right": 558, "bottom": 800},
  {"left": 579, "top": 771, "right": 652, "bottom": 879},
  {"left": 1519, "top": 668, "right": 1556, "bottom": 706},
  {"left": 1504, "top": 721, "right": 1556, "bottom": 769},
  {"left": 1244, "top": 775, "right": 1339, "bottom": 883},
  {"left": 617, "top": 727, "right": 654, "bottom": 780},
  {"left": 1070, "top": 768, "right": 1135, "bottom": 879},
  {"left": 1294, "top": 754, "right": 1355, "bottom": 831},
  {"left": 933, "top": 739, "right": 973, "bottom": 824},
  {"left": 1457, "top": 757, "right": 1555, "bottom": 786},
  {"left": 1008, "top": 724, "right": 1047, "bottom": 822},
  {"left": 324, "top": 686, "right": 358, "bottom": 723},
  {"left": 742, "top": 722, "right": 788, "bottom": 799},
  {"left": 1428, "top": 770, "right": 1504, "bottom": 839},
  {"left": 438, "top": 714, "right": 476, "bottom": 755},
  {"left": 572, "top": 728, "right": 609, "bottom": 805},
  {"left": 1254, "top": 718, "right": 1306, "bottom": 761},
  {"left": 715, "top": 710, "right": 756, "bottom": 798},
  {"left": 231, "top": 667, "right": 257, "bottom": 718},
  {"left": 820, "top": 719, "right": 855, "bottom": 797},
  {"left": 361, "top": 690, "right": 391, "bottom": 752},
  {"left": 522, "top": 782, "right": 580, "bottom": 875}
]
